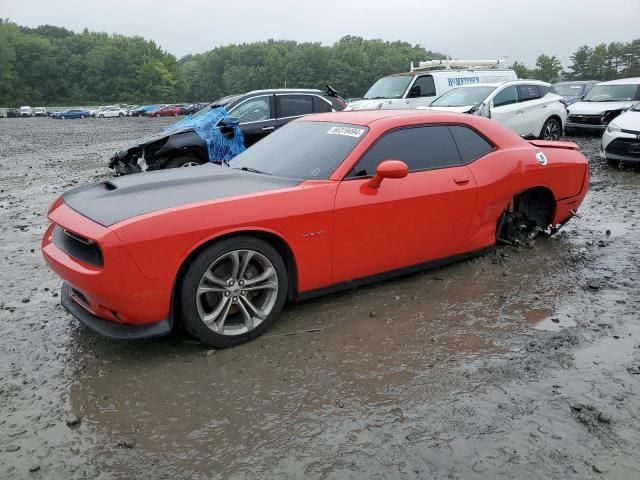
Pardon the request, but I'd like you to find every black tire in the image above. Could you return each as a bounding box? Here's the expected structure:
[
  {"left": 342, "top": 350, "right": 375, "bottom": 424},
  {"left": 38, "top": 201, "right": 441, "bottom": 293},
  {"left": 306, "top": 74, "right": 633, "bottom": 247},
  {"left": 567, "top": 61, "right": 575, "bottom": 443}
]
[
  {"left": 540, "top": 118, "right": 562, "bottom": 140},
  {"left": 119, "top": 112, "right": 124, "bottom": 117},
  {"left": 606, "top": 158, "right": 620, "bottom": 167},
  {"left": 177, "top": 236, "right": 288, "bottom": 347},
  {"left": 165, "top": 156, "right": 205, "bottom": 168}
]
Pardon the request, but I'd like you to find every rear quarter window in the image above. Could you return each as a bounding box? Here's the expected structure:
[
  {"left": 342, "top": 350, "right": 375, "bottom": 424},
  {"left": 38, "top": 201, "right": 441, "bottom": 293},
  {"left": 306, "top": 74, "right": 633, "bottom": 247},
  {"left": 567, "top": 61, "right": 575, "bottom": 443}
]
[
  {"left": 313, "top": 96, "right": 333, "bottom": 113},
  {"left": 517, "top": 85, "right": 541, "bottom": 101},
  {"left": 449, "top": 125, "right": 494, "bottom": 162}
]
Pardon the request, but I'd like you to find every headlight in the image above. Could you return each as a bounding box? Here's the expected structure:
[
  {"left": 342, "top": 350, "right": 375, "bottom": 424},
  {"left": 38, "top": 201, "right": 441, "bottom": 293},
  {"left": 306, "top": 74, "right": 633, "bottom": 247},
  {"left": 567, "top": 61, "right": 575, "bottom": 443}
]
[{"left": 606, "top": 122, "right": 621, "bottom": 133}]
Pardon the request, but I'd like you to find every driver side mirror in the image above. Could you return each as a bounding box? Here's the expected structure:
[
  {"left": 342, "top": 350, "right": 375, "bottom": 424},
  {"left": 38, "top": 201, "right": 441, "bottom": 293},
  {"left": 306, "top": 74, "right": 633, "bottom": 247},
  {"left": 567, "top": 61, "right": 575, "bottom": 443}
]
[{"left": 366, "top": 160, "right": 408, "bottom": 189}]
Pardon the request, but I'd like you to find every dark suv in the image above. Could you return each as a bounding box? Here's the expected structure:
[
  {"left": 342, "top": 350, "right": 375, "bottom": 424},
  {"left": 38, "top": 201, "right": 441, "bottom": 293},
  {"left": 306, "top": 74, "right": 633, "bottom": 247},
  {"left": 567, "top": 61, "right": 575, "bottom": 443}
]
[{"left": 109, "top": 87, "right": 347, "bottom": 174}]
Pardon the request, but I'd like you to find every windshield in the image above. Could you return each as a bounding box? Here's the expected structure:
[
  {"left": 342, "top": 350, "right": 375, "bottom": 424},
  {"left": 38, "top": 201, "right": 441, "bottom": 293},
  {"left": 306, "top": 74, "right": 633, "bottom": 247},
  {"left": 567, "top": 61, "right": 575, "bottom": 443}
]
[
  {"left": 363, "top": 76, "right": 413, "bottom": 100},
  {"left": 583, "top": 84, "right": 639, "bottom": 102},
  {"left": 632, "top": 102, "right": 640, "bottom": 112},
  {"left": 430, "top": 86, "right": 496, "bottom": 107},
  {"left": 230, "top": 122, "right": 368, "bottom": 180},
  {"left": 552, "top": 83, "right": 585, "bottom": 96},
  {"left": 193, "top": 95, "right": 241, "bottom": 119}
]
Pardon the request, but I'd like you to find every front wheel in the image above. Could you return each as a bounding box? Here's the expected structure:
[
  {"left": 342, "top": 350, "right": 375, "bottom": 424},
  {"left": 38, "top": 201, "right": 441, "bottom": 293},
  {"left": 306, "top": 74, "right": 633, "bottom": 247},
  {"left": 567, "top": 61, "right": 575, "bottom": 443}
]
[
  {"left": 119, "top": 112, "right": 124, "bottom": 117},
  {"left": 178, "top": 236, "right": 288, "bottom": 347},
  {"left": 540, "top": 118, "right": 562, "bottom": 140},
  {"left": 61, "top": 115, "right": 66, "bottom": 120},
  {"left": 80, "top": 114, "right": 85, "bottom": 119}
]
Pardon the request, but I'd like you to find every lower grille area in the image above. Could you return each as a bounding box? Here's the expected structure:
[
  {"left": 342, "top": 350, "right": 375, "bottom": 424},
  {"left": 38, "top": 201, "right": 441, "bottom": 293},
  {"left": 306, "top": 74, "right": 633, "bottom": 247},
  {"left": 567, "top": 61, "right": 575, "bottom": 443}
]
[
  {"left": 606, "top": 138, "right": 640, "bottom": 158},
  {"left": 567, "top": 114, "right": 604, "bottom": 126}
]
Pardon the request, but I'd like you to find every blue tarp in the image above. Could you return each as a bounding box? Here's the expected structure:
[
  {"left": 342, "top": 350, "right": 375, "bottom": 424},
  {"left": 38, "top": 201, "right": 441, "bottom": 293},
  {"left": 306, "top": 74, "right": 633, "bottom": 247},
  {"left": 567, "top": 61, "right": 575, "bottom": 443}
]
[{"left": 165, "top": 107, "right": 245, "bottom": 164}]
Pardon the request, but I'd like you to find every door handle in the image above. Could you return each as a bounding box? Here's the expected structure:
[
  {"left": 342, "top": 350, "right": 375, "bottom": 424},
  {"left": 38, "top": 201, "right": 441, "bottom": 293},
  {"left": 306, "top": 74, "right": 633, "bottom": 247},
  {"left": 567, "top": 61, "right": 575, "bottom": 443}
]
[
  {"left": 261, "top": 126, "right": 275, "bottom": 132},
  {"left": 517, "top": 111, "right": 524, "bottom": 115},
  {"left": 453, "top": 176, "right": 470, "bottom": 185},
  {"left": 541, "top": 104, "right": 548, "bottom": 109}
]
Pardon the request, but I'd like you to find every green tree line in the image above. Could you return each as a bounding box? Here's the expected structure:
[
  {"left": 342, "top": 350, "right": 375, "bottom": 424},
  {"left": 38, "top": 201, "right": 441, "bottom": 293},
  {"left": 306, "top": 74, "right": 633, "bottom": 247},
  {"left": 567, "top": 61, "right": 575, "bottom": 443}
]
[
  {"left": 2, "top": 18, "right": 640, "bottom": 107},
  {"left": 0, "top": 20, "right": 442, "bottom": 107},
  {"left": 512, "top": 40, "right": 640, "bottom": 82}
]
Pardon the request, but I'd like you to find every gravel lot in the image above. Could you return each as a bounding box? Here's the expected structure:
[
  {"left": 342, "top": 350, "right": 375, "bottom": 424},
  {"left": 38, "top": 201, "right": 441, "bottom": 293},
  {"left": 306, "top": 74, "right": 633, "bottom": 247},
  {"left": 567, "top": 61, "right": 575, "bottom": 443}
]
[{"left": 1, "top": 117, "right": 639, "bottom": 479}]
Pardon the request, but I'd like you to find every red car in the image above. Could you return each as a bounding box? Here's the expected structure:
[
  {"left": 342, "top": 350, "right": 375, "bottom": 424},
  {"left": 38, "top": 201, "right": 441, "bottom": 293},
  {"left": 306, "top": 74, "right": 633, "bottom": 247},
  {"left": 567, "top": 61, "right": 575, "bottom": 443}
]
[
  {"left": 42, "top": 111, "right": 589, "bottom": 347},
  {"left": 149, "top": 105, "right": 184, "bottom": 117}
]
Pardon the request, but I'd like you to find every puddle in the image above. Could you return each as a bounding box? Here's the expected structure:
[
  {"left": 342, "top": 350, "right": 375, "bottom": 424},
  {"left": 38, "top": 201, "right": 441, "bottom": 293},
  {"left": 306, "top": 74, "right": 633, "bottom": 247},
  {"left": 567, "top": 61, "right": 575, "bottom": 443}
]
[{"left": 525, "top": 307, "right": 577, "bottom": 332}]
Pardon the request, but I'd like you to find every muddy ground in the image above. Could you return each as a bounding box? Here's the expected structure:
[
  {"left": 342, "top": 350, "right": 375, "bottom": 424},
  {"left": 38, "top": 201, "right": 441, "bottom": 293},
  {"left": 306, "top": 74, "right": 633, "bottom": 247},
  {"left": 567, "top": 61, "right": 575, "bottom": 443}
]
[{"left": 0, "top": 116, "right": 639, "bottom": 480}]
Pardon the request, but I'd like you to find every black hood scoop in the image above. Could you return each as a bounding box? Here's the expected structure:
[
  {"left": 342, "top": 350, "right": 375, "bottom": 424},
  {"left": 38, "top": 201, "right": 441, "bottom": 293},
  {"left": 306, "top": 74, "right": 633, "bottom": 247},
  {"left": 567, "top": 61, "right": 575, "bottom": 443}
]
[{"left": 63, "top": 164, "right": 301, "bottom": 227}]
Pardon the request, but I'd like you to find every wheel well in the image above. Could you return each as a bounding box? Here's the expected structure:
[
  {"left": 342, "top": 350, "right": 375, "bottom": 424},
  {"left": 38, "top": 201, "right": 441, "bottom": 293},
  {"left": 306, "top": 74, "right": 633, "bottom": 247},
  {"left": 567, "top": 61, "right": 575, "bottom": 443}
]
[
  {"left": 167, "top": 147, "right": 208, "bottom": 164},
  {"left": 172, "top": 230, "right": 299, "bottom": 321},
  {"left": 543, "top": 114, "right": 564, "bottom": 132},
  {"left": 497, "top": 187, "right": 556, "bottom": 242},
  {"left": 515, "top": 187, "right": 555, "bottom": 228}
]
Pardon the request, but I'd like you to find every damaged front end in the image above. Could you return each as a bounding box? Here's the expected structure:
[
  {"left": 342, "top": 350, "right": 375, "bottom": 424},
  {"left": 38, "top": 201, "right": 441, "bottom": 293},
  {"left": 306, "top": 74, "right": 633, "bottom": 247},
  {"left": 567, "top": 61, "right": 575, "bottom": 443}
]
[
  {"left": 108, "top": 128, "right": 208, "bottom": 175},
  {"left": 109, "top": 107, "right": 245, "bottom": 175}
]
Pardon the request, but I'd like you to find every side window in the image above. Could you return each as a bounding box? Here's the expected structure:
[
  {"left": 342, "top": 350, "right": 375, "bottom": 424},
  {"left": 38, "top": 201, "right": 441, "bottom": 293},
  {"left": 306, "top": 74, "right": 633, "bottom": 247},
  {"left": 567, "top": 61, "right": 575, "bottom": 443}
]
[
  {"left": 410, "top": 75, "right": 436, "bottom": 97},
  {"left": 538, "top": 85, "right": 551, "bottom": 96},
  {"left": 493, "top": 86, "right": 518, "bottom": 107},
  {"left": 229, "top": 96, "right": 271, "bottom": 123},
  {"left": 313, "top": 96, "right": 333, "bottom": 113},
  {"left": 278, "top": 95, "right": 314, "bottom": 118},
  {"left": 349, "top": 126, "right": 461, "bottom": 177},
  {"left": 517, "top": 84, "right": 541, "bottom": 102},
  {"left": 449, "top": 125, "right": 494, "bottom": 163}
]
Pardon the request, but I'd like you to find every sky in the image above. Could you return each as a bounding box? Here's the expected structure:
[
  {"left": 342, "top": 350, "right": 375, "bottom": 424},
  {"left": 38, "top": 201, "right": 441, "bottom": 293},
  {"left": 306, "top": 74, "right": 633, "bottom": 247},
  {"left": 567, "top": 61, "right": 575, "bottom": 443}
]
[{"left": 2, "top": 0, "right": 640, "bottom": 68}]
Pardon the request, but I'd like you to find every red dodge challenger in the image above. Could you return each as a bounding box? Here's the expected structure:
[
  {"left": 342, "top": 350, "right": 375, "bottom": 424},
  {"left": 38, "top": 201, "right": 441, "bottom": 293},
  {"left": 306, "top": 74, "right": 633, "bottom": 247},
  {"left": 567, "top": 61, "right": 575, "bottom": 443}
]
[{"left": 42, "top": 110, "right": 589, "bottom": 347}]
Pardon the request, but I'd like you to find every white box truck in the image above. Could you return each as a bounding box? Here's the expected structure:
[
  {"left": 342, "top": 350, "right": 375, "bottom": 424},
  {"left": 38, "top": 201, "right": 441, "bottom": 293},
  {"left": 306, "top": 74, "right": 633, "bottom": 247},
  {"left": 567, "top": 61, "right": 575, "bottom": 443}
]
[{"left": 346, "top": 59, "right": 518, "bottom": 111}]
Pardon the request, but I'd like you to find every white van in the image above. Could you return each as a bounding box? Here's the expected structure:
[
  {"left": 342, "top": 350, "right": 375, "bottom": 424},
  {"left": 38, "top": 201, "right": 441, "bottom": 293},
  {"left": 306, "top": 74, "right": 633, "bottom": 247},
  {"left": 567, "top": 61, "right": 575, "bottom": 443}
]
[
  {"left": 20, "top": 106, "right": 34, "bottom": 117},
  {"left": 346, "top": 59, "right": 517, "bottom": 111}
]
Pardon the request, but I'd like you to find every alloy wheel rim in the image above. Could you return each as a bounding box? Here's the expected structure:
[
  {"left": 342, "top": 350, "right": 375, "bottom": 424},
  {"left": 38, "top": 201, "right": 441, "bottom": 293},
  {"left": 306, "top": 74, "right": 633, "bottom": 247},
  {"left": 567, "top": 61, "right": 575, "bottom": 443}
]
[
  {"left": 196, "top": 249, "right": 278, "bottom": 336},
  {"left": 181, "top": 162, "right": 199, "bottom": 167},
  {"left": 544, "top": 121, "right": 560, "bottom": 140}
]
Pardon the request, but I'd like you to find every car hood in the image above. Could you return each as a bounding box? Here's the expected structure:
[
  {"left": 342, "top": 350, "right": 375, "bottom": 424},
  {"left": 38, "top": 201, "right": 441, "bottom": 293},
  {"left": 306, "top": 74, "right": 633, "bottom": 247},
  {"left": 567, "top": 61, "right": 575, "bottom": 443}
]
[
  {"left": 422, "top": 105, "right": 474, "bottom": 113},
  {"left": 610, "top": 110, "right": 640, "bottom": 131},
  {"left": 569, "top": 101, "right": 634, "bottom": 115},
  {"left": 62, "top": 164, "right": 302, "bottom": 227}
]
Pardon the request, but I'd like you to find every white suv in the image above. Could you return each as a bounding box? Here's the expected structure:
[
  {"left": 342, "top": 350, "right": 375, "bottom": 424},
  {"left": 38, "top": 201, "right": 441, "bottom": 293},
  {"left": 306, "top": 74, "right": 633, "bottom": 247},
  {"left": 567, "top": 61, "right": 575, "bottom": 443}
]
[
  {"left": 424, "top": 80, "right": 567, "bottom": 140},
  {"left": 96, "top": 106, "right": 126, "bottom": 118}
]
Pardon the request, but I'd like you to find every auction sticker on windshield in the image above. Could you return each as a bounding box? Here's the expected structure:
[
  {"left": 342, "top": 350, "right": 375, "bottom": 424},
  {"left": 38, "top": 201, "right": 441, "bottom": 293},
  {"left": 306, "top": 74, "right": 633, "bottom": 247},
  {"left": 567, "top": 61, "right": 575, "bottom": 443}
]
[{"left": 327, "top": 126, "right": 366, "bottom": 138}]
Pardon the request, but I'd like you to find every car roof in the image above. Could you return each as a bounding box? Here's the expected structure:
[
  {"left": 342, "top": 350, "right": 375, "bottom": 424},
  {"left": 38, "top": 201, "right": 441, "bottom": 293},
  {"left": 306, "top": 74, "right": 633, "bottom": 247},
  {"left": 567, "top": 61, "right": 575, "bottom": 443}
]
[
  {"left": 554, "top": 80, "right": 599, "bottom": 85},
  {"left": 245, "top": 88, "right": 325, "bottom": 95},
  {"left": 598, "top": 77, "right": 640, "bottom": 85},
  {"left": 447, "top": 79, "right": 551, "bottom": 89},
  {"left": 299, "top": 109, "right": 481, "bottom": 127}
]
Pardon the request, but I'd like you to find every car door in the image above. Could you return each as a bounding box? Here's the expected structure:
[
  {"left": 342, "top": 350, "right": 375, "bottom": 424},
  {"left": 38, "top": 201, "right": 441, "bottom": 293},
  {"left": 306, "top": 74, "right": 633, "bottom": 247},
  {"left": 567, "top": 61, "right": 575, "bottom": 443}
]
[
  {"left": 275, "top": 94, "right": 315, "bottom": 128},
  {"left": 229, "top": 95, "right": 276, "bottom": 147},
  {"left": 515, "top": 84, "right": 545, "bottom": 137},
  {"left": 332, "top": 125, "right": 478, "bottom": 283},
  {"left": 489, "top": 85, "right": 529, "bottom": 135},
  {"left": 406, "top": 75, "right": 437, "bottom": 108}
]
